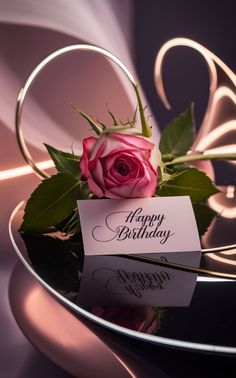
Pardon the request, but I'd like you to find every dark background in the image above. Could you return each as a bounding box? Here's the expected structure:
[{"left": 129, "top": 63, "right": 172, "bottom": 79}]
[{"left": 134, "top": 0, "right": 236, "bottom": 132}]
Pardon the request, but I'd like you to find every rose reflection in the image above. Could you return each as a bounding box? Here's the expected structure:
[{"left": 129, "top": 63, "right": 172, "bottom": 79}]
[{"left": 92, "top": 306, "right": 160, "bottom": 334}]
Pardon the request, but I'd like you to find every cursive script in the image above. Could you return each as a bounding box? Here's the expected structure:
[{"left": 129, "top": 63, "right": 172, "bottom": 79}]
[
  {"left": 92, "top": 265, "right": 173, "bottom": 299},
  {"left": 92, "top": 207, "right": 174, "bottom": 244}
]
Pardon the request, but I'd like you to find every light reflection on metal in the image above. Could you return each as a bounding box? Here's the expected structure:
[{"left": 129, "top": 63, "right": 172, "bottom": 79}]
[
  {"left": 196, "top": 86, "right": 236, "bottom": 162},
  {"left": 19, "top": 282, "right": 134, "bottom": 377},
  {"left": 155, "top": 38, "right": 236, "bottom": 267},
  {"left": 207, "top": 251, "right": 236, "bottom": 266},
  {"left": 154, "top": 37, "right": 236, "bottom": 228},
  {"left": 15, "top": 44, "right": 137, "bottom": 180},
  {"left": 154, "top": 38, "right": 218, "bottom": 112},
  {"left": 0, "top": 160, "right": 53, "bottom": 181},
  {"left": 199, "top": 120, "right": 235, "bottom": 151},
  {"left": 208, "top": 193, "right": 236, "bottom": 219},
  {"left": 227, "top": 185, "right": 235, "bottom": 199},
  {"left": 154, "top": 37, "right": 236, "bottom": 153}
]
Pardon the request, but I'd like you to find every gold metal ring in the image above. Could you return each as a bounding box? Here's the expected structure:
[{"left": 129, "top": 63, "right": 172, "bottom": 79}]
[{"left": 15, "top": 44, "right": 137, "bottom": 179}]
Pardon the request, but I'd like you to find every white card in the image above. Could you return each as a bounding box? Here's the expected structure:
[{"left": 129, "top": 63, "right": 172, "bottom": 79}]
[{"left": 77, "top": 197, "right": 201, "bottom": 307}]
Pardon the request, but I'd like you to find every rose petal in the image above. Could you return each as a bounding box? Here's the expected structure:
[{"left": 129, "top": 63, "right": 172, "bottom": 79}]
[
  {"left": 109, "top": 167, "right": 138, "bottom": 182},
  {"left": 92, "top": 133, "right": 155, "bottom": 159},
  {"left": 87, "top": 178, "right": 104, "bottom": 198},
  {"left": 80, "top": 136, "right": 98, "bottom": 178},
  {"left": 89, "top": 135, "right": 108, "bottom": 160},
  {"left": 109, "top": 133, "right": 156, "bottom": 150},
  {"left": 131, "top": 170, "right": 157, "bottom": 197},
  {"left": 83, "top": 136, "right": 98, "bottom": 156},
  {"left": 105, "top": 182, "right": 137, "bottom": 198},
  {"left": 149, "top": 146, "right": 162, "bottom": 170},
  {"left": 104, "top": 176, "right": 118, "bottom": 189},
  {"left": 89, "top": 159, "right": 105, "bottom": 187}
]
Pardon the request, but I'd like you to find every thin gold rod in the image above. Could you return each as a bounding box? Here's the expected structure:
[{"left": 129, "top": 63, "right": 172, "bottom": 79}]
[
  {"left": 15, "top": 44, "right": 137, "bottom": 179},
  {"left": 123, "top": 254, "right": 236, "bottom": 280},
  {"left": 202, "top": 244, "right": 236, "bottom": 254}
]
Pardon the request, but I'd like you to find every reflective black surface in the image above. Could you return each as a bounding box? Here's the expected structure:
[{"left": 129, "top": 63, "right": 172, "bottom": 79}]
[{"left": 10, "top": 200, "right": 236, "bottom": 355}]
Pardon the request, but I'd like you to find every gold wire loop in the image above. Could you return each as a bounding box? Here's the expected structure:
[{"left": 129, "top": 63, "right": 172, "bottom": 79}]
[
  {"left": 125, "top": 252, "right": 236, "bottom": 280},
  {"left": 15, "top": 44, "right": 137, "bottom": 179},
  {"left": 154, "top": 37, "right": 236, "bottom": 150}
]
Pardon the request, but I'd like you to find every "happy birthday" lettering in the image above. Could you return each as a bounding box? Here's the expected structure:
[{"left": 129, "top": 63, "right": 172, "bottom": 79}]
[
  {"left": 92, "top": 267, "right": 172, "bottom": 299},
  {"left": 125, "top": 207, "right": 166, "bottom": 227},
  {"left": 92, "top": 207, "right": 175, "bottom": 244}
]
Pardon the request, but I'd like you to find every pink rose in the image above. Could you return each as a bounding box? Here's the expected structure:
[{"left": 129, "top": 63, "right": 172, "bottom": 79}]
[
  {"left": 80, "top": 132, "right": 161, "bottom": 198},
  {"left": 92, "top": 306, "right": 159, "bottom": 334}
]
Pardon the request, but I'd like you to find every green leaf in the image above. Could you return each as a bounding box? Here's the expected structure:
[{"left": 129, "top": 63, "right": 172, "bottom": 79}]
[
  {"left": 20, "top": 173, "right": 80, "bottom": 232},
  {"left": 54, "top": 209, "right": 81, "bottom": 235},
  {"left": 159, "top": 104, "right": 196, "bottom": 161},
  {"left": 54, "top": 182, "right": 91, "bottom": 235},
  {"left": 78, "top": 181, "right": 91, "bottom": 199},
  {"left": 21, "top": 232, "right": 84, "bottom": 292},
  {"left": 156, "top": 168, "right": 219, "bottom": 203},
  {"left": 45, "top": 144, "right": 81, "bottom": 179},
  {"left": 192, "top": 203, "right": 217, "bottom": 236}
]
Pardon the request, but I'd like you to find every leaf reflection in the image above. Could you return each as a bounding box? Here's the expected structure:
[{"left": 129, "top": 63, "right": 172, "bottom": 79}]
[{"left": 21, "top": 232, "right": 84, "bottom": 296}]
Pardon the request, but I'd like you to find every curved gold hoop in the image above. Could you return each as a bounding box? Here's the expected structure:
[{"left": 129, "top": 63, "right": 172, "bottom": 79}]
[
  {"left": 15, "top": 44, "right": 138, "bottom": 179},
  {"left": 154, "top": 37, "right": 236, "bottom": 149},
  {"left": 154, "top": 37, "right": 236, "bottom": 110}
]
